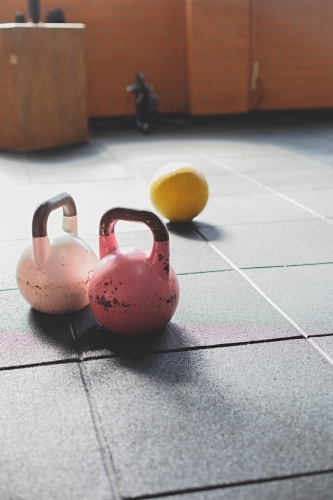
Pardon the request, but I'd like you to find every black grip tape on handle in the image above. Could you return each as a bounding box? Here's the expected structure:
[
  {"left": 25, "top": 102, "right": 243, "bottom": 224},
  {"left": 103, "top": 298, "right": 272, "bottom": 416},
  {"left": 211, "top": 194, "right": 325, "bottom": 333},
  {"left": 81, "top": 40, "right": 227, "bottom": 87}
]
[
  {"left": 100, "top": 207, "right": 169, "bottom": 242},
  {"left": 32, "top": 192, "right": 77, "bottom": 238}
]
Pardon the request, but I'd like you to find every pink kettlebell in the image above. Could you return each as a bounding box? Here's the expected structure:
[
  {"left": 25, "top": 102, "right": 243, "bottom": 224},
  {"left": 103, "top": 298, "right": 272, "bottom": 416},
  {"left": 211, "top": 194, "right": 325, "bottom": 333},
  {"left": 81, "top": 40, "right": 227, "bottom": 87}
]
[{"left": 89, "top": 207, "right": 180, "bottom": 335}]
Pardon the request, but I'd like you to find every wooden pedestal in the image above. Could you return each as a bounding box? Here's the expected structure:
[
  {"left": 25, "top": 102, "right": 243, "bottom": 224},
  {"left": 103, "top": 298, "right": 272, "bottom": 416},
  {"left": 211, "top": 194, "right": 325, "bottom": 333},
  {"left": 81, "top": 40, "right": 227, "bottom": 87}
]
[{"left": 0, "top": 23, "right": 88, "bottom": 152}]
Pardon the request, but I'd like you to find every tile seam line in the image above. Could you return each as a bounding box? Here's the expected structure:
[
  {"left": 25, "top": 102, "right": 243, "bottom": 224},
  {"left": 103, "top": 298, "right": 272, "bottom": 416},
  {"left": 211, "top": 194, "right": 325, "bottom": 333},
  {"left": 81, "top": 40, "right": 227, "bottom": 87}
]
[
  {"left": 80, "top": 336, "right": 304, "bottom": 362},
  {"left": 123, "top": 468, "right": 333, "bottom": 500},
  {"left": 100, "top": 145, "right": 139, "bottom": 179},
  {"left": 196, "top": 237, "right": 308, "bottom": 338},
  {"left": 0, "top": 334, "right": 305, "bottom": 373},
  {"left": 0, "top": 358, "right": 78, "bottom": 372},
  {"left": 188, "top": 148, "right": 333, "bottom": 226},
  {"left": 78, "top": 361, "right": 122, "bottom": 500},
  {"left": 268, "top": 143, "right": 333, "bottom": 169},
  {"left": 68, "top": 318, "right": 123, "bottom": 500},
  {"left": 195, "top": 230, "right": 333, "bottom": 369},
  {"left": 196, "top": 217, "right": 318, "bottom": 228}
]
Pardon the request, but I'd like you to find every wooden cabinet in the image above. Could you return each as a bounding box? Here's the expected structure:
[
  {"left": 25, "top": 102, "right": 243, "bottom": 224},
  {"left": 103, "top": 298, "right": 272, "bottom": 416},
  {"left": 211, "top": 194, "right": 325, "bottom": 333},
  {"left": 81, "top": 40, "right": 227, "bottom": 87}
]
[{"left": 0, "top": 23, "right": 88, "bottom": 152}]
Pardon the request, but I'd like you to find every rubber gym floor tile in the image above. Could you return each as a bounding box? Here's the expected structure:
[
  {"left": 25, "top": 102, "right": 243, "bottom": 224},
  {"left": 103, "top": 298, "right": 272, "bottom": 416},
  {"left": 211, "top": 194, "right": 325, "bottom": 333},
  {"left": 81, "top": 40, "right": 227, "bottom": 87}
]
[
  {"left": 186, "top": 140, "right": 280, "bottom": 157},
  {"left": 0, "top": 363, "right": 113, "bottom": 500},
  {"left": 23, "top": 135, "right": 130, "bottom": 184},
  {"left": 245, "top": 168, "right": 333, "bottom": 192},
  {"left": 246, "top": 264, "right": 333, "bottom": 335},
  {"left": 264, "top": 134, "right": 333, "bottom": 153},
  {"left": 312, "top": 336, "right": 333, "bottom": 360},
  {"left": 305, "top": 150, "right": 333, "bottom": 166},
  {"left": 0, "top": 290, "right": 77, "bottom": 369},
  {"left": 200, "top": 173, "right": 264, "bottom": 196},
  {"left": 106, "top": 140, "right": 191, "bottom": 161},
  {"left": 198, "top": 219, "right": 333, "bottom": 268},
  {"left": 279, "top": 188, "right": 333, "bottom": 218},
  {"left": 156, "top": 473, "right": 333, "bottom": 500},
  {"left": 0, "top": 239, "right": 28, "bottom": 291},
  {"left": 194, "top": 192, "right": 315, "bottom": 227},
  {"left": 70, "top": 271, "right": 300, "bottom": 358},
  {"left": 83, "top": 339, "right": 333, "bottom": 498},
  {"left": 27, "top": 157, "right": 130, "bottom": 184},
  {"left": 210, "top": 152, "right": 330, "bottom": 173},
  {"left": 24, "top": 141, "right": 106, "bottom": 165},
  {"left": 0, "top": 155, "right": 30, "bottom": 184},
  {"left": 256, "top": 127, "right": 333, "bottom": 146}
]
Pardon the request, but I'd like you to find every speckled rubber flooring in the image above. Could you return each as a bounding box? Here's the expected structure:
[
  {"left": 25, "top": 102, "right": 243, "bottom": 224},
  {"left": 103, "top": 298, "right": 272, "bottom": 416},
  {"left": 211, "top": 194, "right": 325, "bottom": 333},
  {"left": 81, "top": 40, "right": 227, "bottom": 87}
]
[{"left": 1, "top": 111, "right": 333, "bottom": 500}]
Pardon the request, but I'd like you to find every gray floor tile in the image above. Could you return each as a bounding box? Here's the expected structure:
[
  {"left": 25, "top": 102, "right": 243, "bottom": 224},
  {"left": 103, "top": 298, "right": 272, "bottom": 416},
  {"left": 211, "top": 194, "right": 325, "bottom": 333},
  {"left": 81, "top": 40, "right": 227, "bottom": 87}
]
[
  {"left": 167, "top": 224, "right": 231, "bottom": 273},
  {"left": 0, "top": 363, "right": 113, "bottom": 500},
  {"left": 202, "top": 173, "right": 264, "bottom": 196},
  {"left": 158, "top": 473, "right": 333, "bottom": 500},
  {"left": 246, "top": 264, "right": 333, "bottom": 335},
  {"left": 199, "top": 219, "right": 333, "bottom": 268},
  {"left": 0, "top": 184, "right": 63, "bottom": 242},
  {"left": 27, "top": 158, "right": 130, "bottom": 184},
  {"left": 212, "top": 152, "right": 332, "bottom": 173},
  {"left": 0, "top": 290, "right": 77, "bottom": 368},
  {"left": 70, "top": 271, "right": 299, "bottom": 358},
  {"left": 24, "top": 141, "right": 106, "bottom": 165},
  {"left": 280, "top": 188, "right": 333, "bottom": 217},
  {"left": 305, "top": 150, "right": 333, "bottom": 166},
  {"left": 263, "top": 132, "right": 333, "bottom": 153},
  {"left": 107, "top": 140, "right": 192, "bottom": 162},
  {"left": 0, "top": 152, "right": 30, "bottom": 184},
  {"left": 312, "top": 336, "right": 333, "bottom": 360},
  {"left": 83, "top": 340, "right": 333, "bottom": 497},
  {"left": 0, "top": 239, "right": 27, "bottom": 290},
  {"left": 195, "top": 192, "right": 315, "bottom": 227},
  {"left": 24, "top": 136, "right": 130, "bottom": 183},
  {"left": 246, "top": 168, "right": 333, "bottom": 192},
  {"left": 186, "top": 139, "right": 280, "bottom": 157}
]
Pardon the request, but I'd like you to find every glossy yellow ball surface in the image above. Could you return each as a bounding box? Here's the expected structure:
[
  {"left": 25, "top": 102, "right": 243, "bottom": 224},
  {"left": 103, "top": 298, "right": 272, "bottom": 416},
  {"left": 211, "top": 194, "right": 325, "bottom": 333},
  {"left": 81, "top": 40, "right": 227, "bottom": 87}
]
[{"left": 150, "top": 162, "right": 209, "bottom": 222}]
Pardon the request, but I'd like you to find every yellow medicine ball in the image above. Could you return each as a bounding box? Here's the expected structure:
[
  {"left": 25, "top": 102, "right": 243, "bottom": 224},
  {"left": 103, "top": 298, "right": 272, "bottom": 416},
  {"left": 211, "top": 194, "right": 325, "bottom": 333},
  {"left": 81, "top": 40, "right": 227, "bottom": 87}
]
[{"left": 150, "top": 162, "right": 209, "bottom": 222}]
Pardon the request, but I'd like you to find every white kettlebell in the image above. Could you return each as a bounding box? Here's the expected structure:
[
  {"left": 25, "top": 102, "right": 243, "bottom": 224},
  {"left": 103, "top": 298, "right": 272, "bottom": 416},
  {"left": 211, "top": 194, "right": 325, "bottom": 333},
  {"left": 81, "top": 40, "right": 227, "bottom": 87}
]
[{"left": 16, "top": 192, "right": 98, "bottom": 314}]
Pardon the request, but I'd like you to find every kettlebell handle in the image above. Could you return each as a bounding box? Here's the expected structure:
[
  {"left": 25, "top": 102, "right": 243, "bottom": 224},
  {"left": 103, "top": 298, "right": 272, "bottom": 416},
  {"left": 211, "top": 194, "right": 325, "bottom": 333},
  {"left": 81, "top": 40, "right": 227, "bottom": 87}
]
[
  {"left": 100, "top": 207, "right": 169, "bottom": 241},
  {"left": 32, "top": 192, "right": 78, "bottom": 238},
  {"left": 99, "top": 207, "right": 170, "bottom": 280}
]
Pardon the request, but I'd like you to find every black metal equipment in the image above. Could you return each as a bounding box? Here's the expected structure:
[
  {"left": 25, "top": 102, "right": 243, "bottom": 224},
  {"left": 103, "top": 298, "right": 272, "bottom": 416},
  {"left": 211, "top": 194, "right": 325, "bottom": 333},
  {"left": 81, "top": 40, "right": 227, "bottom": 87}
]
[
  {"left": 126, "top": 72, "right": 186, "bottom": 134},
  {"left": 15, "top": 12, "right": 26, "bottom": 22},
  {"left": 45, "top": 8, "right": 65, "bottom": 23},
  {"left": 28, "top": 0, "right": 40, "bottom": 23},
  {"left": 126, "top": 72, "right": 158, "bottom": 133}
]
